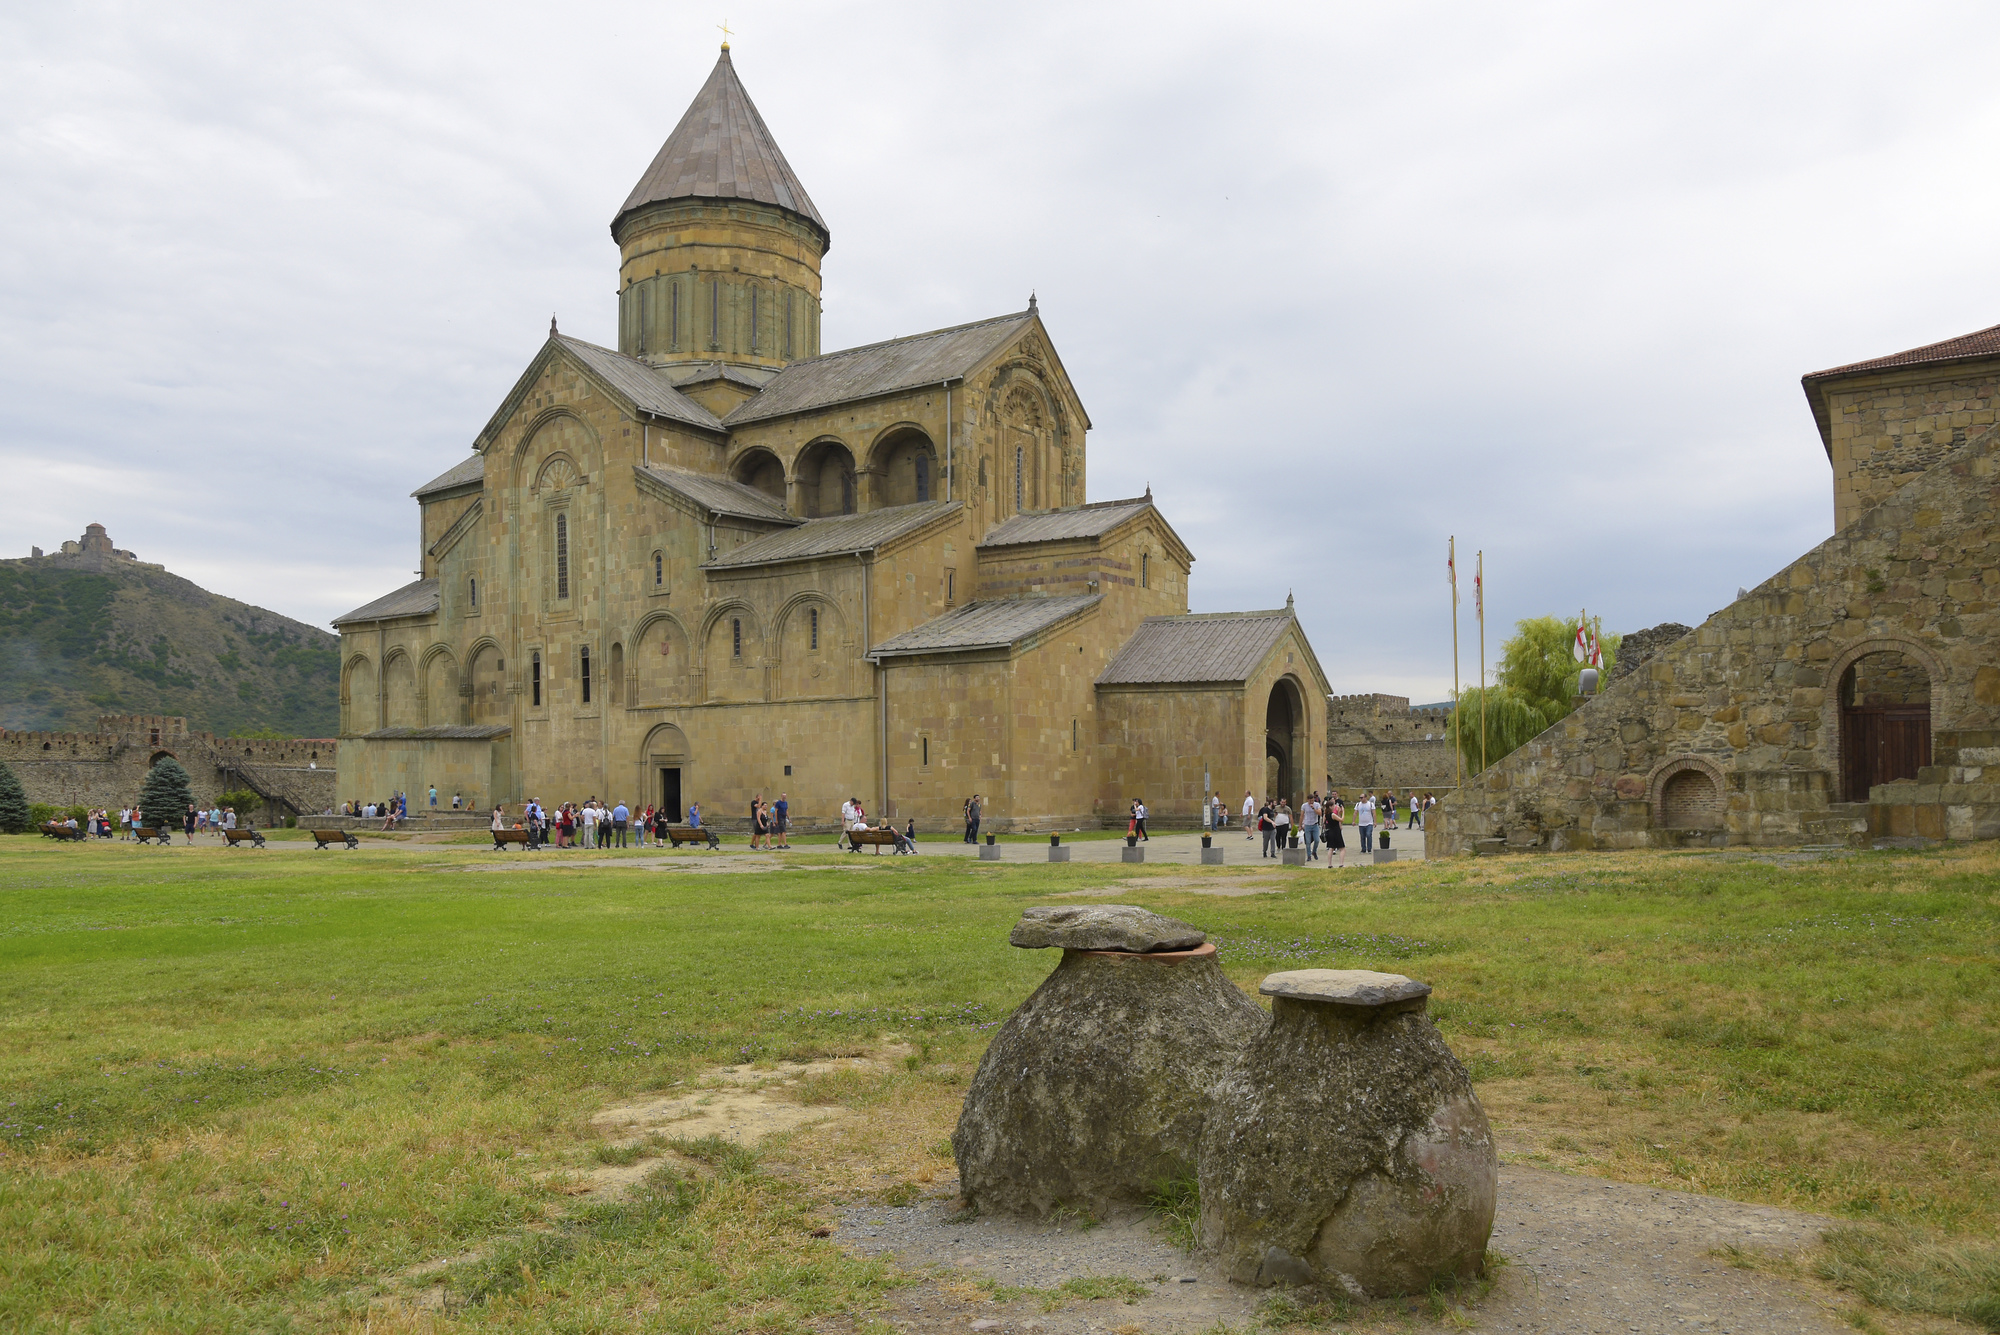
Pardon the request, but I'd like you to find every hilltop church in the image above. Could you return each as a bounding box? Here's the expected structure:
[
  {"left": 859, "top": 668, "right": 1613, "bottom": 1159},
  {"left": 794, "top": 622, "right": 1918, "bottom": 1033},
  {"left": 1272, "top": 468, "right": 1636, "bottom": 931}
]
[{"left": 334, "top": 45, "right": 1327, "bottom": 829}]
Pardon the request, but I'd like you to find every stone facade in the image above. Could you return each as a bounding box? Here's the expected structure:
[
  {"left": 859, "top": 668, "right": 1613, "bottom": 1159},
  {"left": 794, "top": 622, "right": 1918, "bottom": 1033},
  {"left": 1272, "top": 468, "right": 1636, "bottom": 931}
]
[
  {"left": 1, "top": 715, "right": 336, "bottom": 820},
  {"left": 332, "top": 49, "right": 1327, "bottom": 830},
  {"left": 1325, "top": 695, "right": 1456, "bottom": 796},
  {"left": 1432, "top": 383, "right": 2000, "bottom": 854},
  {"left": 1814, "top": 366, "right": 1999, "bottom": 532}
]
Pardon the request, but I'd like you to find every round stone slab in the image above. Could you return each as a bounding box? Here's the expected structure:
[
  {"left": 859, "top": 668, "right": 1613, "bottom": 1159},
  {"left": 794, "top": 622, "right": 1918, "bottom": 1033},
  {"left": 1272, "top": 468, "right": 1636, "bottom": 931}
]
[
  {"left": 1009, "top": 904, "right": 1206, "bottom": 953},
  {"left": 1258, "top": 969, "right": 1432, "bottom": 1006}
]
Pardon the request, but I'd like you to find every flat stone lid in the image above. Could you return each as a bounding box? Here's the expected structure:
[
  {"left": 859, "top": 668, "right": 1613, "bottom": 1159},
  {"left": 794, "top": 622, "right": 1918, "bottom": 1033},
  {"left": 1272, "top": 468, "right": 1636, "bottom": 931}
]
[
  {"left": 1075, "top": 941, "right": 1217, "bottom": 962},
  {"left": 1010, "top": 904, "right": 1205, "bottom": 953},
  {"left": 1259, "top": 969, "right": 1431, "bottom": 1006}
]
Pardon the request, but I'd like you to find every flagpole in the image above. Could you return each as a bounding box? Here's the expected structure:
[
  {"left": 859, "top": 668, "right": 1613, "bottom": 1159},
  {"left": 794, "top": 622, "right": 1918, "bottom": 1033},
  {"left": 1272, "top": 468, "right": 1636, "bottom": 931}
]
[
  {"left": 1449, "top": 537, "right": 1461, "bottom": 794},
  {"left": 1477, "top": 550, "right": 1487, "bottom": 776}
]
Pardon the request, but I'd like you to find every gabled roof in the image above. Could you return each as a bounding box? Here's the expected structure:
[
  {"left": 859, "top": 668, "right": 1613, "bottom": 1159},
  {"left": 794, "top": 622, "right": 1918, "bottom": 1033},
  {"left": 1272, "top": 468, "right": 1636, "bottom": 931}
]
[
  {"left": 333, "top": 578, "right": 439, "bottom": 627},
  {"left": 635, "top": 463, "right": 799, "bottom": 525},
  {"left": 1097, "top": 610, "right": 1295, "bottom": 685},
  {"left": 1801, "top": 321, "right": 2000, "bottom": 452},
  {"left": 977, "top": 494, "right": 1190, "bottom": 564},
  {"left": 702, "top": 501, "right": 958, "bottom": 569},
  {"left": 670, "top": 361, "right": 777, "bottom": 391},
  {"left": 613, "top": 47, "right": 827, "bottom": 247},
  {"left": 475, "top": 334, "right": 724, "bottom": 450},
  {"left": 412, "top": 455, "right": 485, "bottom": 498},
  {"left": 723, "top": 311, "right": 1038, "bottom": 427},
  {"left": 869, "top": 594, "right": 1101, "bottom": 660}
]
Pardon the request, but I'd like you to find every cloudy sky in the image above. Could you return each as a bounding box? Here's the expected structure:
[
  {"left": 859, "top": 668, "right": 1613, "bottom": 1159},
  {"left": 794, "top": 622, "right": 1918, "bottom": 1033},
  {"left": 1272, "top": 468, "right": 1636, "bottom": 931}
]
[{"left": 5, "top": 0, "right": 1999, "bottom": 701}]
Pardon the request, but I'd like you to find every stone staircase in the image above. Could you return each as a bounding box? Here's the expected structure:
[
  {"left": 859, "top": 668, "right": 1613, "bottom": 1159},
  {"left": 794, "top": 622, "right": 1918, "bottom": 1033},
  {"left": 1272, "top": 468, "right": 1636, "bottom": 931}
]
[
  {"left": 1801, "top": 803, "right": 1871, "bottom": 847},
  {"left": 1861, "top": 729, "right": 2000, "bottom": 844}
]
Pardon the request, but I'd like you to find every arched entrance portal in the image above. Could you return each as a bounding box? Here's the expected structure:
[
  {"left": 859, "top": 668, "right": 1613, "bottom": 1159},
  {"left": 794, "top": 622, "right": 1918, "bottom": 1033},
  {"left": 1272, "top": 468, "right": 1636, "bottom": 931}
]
[
  {"left": 1839, "top": 650, "right": 1931, "bottom": 800},
  {"left": 642, "top": 723, "right": 691, "bottom": 822},
  {"left": 1264, "top": 677, "right": 1304, "bottom": 805}
]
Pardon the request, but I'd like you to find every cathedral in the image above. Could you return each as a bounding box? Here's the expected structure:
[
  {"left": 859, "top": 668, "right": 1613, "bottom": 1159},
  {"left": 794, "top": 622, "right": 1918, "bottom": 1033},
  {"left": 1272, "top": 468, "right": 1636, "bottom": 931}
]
[{"left": 333, "top": 45, "right": 1328, "bottom": 829}]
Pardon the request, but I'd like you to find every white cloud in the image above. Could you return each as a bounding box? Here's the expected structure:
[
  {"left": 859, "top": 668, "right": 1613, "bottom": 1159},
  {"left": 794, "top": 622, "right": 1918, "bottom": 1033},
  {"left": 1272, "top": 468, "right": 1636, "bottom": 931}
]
[{"left": 4, "top": 0, "right": 1998, "bottom": 701}]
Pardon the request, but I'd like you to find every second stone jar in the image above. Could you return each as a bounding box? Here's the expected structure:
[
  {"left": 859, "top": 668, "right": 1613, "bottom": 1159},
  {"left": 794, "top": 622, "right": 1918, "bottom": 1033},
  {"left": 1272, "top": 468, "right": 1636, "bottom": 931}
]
[{"left": 1198, "top": 968, "right": 1497, "bottom": 1295}]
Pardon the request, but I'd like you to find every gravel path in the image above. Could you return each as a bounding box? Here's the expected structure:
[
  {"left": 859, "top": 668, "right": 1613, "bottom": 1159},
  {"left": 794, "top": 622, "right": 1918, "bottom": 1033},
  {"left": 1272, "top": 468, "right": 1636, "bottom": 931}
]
[{"left": 814, "top": 1165, "right": 1848, "bottom": 1333}]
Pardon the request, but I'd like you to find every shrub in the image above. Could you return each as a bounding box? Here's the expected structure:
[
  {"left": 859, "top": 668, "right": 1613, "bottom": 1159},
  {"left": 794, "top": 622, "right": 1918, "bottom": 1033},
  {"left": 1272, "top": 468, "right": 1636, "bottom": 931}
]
[
  {"left": 139, "top": 757, "right": 195, "bottom": 829},
  {"left": 0, "top": 763, "right": 32, "bottom": 832}
]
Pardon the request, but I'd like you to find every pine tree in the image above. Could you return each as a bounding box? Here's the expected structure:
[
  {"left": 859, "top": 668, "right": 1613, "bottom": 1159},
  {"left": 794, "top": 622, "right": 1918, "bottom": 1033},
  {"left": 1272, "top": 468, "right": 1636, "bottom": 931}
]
[
  {"left": 0, "top": 761, "right": 29, "bottom": 833},
  {"left": 140, "top": 757, "right": 195, "bottom": 830}
]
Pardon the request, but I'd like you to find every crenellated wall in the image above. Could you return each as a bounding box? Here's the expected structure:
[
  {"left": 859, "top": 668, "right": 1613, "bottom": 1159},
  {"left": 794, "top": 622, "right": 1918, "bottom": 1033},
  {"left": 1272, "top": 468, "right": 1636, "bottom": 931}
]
[{"left": 1, "top": 716, "right": 337, "bottom": 819}]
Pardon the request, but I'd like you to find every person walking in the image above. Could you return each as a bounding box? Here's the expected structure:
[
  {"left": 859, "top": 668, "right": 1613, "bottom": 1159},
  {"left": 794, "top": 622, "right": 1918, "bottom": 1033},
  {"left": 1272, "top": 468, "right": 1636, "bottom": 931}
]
[
  {"left": 1242, "top": 790, "right": 1257, "bottom": 840},
  {"left": 1409, "top": 791, "right": 1423, "bottom": 831},
  {"left": 428, "top": 785, "right": 437, "bottom": 809},
  {"left": 751, "top": 794, "right": 770, "bottom": 850},
  {"left": 1133, "top": 799, "right": 1149, "bottom": 841},
  {"left": 774, "top": 792, "right": 790, "bottom": 849},
  {"left": 1273, "top": 800, "right": 1292, "bottom": 853},
  {"left": 1357, "top": 791, "right": 1376, "bottom": 855},
  {"left": 183, "top": 802, "right": 198, "bottom": 845},
  {"left": 965, "top": 793, "right": 982, "bottom": 844},
  {"left": 1257, "top": 800, "right": 1276, "bottom": 858},
  {"left": 1301, "top": 792, "right": 1321, "bottom": 861},
  {"left": 1383, "top": 791, "right": 1399, "bottom": 831},
  {"left": 1326, "top": 791, "right": 1346, "bottom": 864},
  {"left": 612, "top": 800, "right": 629, "bottom": 848}
]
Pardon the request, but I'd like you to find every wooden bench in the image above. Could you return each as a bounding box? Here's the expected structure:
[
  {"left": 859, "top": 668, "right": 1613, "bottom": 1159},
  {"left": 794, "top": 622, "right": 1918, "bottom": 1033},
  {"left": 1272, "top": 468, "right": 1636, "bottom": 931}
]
[
  {"left": 222, "top": 828, "right": 266, "bottom": 848},
  {"left": 846, "top": 828, "right": 911, "bottom": 854},
  {"left": 663, "top": 825, "right": 720, "bottom": 849},
  {"left": 312, "top": 829, "right": 359, "bottom": 850},
  {"left": 492, "top": 828, "right": 534, "bottom": 850},
  {"left": 38, "top": 822, "right": 85, "bottom": 841},
  {"left": 132, "top": 826, "right": 174, "bottom": 846}
]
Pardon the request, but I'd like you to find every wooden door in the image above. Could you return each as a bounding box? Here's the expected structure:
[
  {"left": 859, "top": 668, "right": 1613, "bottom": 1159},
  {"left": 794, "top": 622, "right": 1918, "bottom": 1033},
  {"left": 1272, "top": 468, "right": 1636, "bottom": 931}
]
[{"left": 1841, "top": 704, "right": 1930, "bottom": 801}]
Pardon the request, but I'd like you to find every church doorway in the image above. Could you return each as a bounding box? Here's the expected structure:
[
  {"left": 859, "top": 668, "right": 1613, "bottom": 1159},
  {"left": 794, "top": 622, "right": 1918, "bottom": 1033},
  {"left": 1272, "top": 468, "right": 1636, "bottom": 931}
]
[
  {"left": 658, "top": 767, "right": 683, "bottom": 823},
  {"left": 1838, "top": 650, "right": 1931, "bottom": 800},
  {"left": 1265, "top": 677, "right": 1303, "bottom": 804}
]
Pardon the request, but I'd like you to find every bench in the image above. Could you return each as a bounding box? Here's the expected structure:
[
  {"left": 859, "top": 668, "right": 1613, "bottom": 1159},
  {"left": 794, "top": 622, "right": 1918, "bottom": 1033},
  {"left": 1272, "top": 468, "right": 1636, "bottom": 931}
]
[
  {"left": 492, "top": 828, "right": 534, "bottom": 850},
  {"left": 38, "top": 822, "right": 85, "bottom": 841},
  {"left": 663, "top": 825, "right": 720, "bottom": 849},
  {"left": 846, "top": 828, "right": 911, "bottom": 854},
  {"left": 132, "top": 826, "right": 174, "bottom": 846},
  {"left": 312, "top": 829, "right": 359, "bottom": 850},
  {"left": 222, "top": 828, "right": 266, "bottom": 848}
]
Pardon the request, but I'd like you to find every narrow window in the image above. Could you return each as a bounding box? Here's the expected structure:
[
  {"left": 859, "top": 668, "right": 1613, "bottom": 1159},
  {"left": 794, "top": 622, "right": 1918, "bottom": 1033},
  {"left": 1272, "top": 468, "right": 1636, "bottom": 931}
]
[
  {"left": 922, "top": 736, "right": 929, "bottom": 767},
  {"left": 555, "top": 513, "right": 569, "bottom": 599},
  {"left": 1142, "top": 553, "right": 1150, "bottom": 588},
  {"left": 710, "top": 278, "right": 719, "bottom": 345},
  {"left": 810, "top": 607, "right": 819, "bottom": 650},
  {"left": 531, "top": 651, "right": 541, "bottom": 706},
  {"left": 1072, "top": 718, "right": 1078, "bottom": 751},
  {"left": 653, "top": 551, "right": 664, "bottom": 588},
  {"left": 1015, "top": 446, "right": 1024, "bottom": 512},
  {"left": 750, "top": 287, "right": 758, "bottom": 352},
  {"left": 732, "top": 618, "right": 742, "bottom": 658},
  {"left": 947, "top": 570, "right": 955, "bottom": 602},
  {"left": 468, "top": 576, "right": 477, "bottom": 607},
  {"left": 784, "top": 290, "right": 793, "bottom": 358},
  {"left": 915, "top": 454, "right": 930, "bottom": 502},
  {"left": 581, "top": 647, "right": 591, "bottom": 704},
  {"left": 671, "top": 280, "right": 680, "bottom": 349}
]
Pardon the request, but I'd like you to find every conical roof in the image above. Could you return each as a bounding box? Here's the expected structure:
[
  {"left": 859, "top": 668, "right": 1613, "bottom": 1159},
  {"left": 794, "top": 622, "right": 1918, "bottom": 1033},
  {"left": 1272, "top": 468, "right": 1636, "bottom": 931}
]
[{"left": 613, "top": 47, "right": 828, "bottom": 248}]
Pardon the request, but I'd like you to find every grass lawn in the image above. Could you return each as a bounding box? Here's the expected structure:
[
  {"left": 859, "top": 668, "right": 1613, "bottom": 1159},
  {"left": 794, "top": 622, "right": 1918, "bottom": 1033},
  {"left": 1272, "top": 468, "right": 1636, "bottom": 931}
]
[{"left": 0, "top": 837, "right": 1995, "bottom": 1332}]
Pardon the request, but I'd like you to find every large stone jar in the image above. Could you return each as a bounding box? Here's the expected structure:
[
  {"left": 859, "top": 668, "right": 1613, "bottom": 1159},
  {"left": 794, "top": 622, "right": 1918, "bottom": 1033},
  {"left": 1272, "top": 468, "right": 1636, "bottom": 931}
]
[
  {"left": 953, "top": 905, "right": 1267, "bottom": 1218},
  {"left": 1198, "top": 969, "right": 1497, "bottom": 1295}
]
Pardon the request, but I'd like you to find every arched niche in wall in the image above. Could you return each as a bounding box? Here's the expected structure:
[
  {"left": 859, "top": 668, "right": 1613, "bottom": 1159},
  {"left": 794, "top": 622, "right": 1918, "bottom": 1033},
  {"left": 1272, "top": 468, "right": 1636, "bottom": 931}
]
[
  {"left": 867, "top": 426, "right": 938, "bottom": 508},
  {"left": 777, "top": 595, "right": 847, "bottom": 699},
  {"left": 730, "top": 447, "right": 786, "bottom": 503},
  {"left": 794, "top": 438, "right": 856, "bottom": 516},
  {"left": 702, "top": 604, "right": 765, "bottom": 702},
  {"left": 634, "top": 614, "right": 691, "bottom": 706}
]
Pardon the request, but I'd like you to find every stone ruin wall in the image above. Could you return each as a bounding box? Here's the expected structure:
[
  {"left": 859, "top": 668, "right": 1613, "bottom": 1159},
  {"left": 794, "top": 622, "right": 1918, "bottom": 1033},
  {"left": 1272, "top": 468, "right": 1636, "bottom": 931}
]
[
  {"left": 1, "top": 715, "right": 338, "bottom": 819},
  {"left": 1431, "top": 423, "right": 2000, "bottom": 854},
  {"left": 1326, "top": 694, "right": 1458, "bottom": 795}
]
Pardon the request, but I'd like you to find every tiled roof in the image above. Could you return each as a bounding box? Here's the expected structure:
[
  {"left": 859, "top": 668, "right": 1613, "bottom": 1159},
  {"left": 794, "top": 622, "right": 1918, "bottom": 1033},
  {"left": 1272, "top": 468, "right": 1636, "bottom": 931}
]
[
  {"left": 358, "top": 724, "right": 513, "bottom": 741},
  {"left": 555, "top": 336, "right": 725, "bottom": 432},
  {"left": 702, "top": 501, "right": 958, "bottom": 569},
  {"left": 869, "top": 594, "right": 1101, "bottom": 659},
  {"left": 333, "top": 579, "right": 439, "bottom": 627},
  {"left": 724, "top": 311, "right": 1036, "bottom": 427},
  {"left": 1801, "top": 321, "right": 2000, "bottom": 451},
  {"left": 1096, "top": 611, "right": 1293, "bottom": 685},
  {"left": 979, "top": 496, "right": 1153, "bottom": 548},
  {"left": 613, "top": 48, "right": 827, "bottom": 245},
  {"left": 635, "top": 464, "right": 799, "bottom": 524},
  {"left": 670, "top": 361, "right": 776, "bottom": 391},
  {"left": 412, "top": 455, "right": 484, "bottom": 498}
]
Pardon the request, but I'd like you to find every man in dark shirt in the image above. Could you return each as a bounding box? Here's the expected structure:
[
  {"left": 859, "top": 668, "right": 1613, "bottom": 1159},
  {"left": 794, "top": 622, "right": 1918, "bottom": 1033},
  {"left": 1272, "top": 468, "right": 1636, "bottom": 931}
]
[{"left": 774, "top": 793, "right": 790, "bottom": 849}]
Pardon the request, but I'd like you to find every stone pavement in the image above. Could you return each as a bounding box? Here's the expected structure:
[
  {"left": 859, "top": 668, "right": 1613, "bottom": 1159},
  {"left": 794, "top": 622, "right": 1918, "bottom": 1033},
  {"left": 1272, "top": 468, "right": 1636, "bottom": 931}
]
[{"left": 904, "top": 826, "right": 1427, "bottom": 864}]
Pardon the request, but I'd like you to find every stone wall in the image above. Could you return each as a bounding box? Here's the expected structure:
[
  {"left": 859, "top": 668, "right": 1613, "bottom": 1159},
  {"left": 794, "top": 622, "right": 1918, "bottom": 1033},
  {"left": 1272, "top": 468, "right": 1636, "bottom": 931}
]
[
  {"left": 1, "top": 715, "right": 338, "bottom": 819},
  {"left": 1431, "top": 423, "right": 2000, "bottom": 854},
  {"left": 1824, "top": 364, "right": 1999, "bottom": 531},
  {"left": 1326, "top": 694, "right": 1457, "bottom": 795},
  {"left": 1609, "top": 623, "right": 1694, "bottom": 680}
]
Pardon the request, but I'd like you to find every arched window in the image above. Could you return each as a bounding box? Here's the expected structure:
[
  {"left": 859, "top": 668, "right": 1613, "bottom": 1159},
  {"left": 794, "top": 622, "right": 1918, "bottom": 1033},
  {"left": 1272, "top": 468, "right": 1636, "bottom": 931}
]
[
  {"left": 531, "top": 651, "right": 541, "bottom": 706},
  {"left": 468, "top": 577, "right": 477, "bottom": 607},
  {"left": 1015, "top": 446, "right": 1024, "bottom": 512},
  {"left": 555, "top": 514, "right": 569, "bottom": 599},
  {"left": 653, "top": 551, "right": 664, "bottom": 588},
  {"left": 810, "top": 607, "right": 819, "bottom": 651},
  {"left": 1142, "top": 553, "right": 1150, "bottom": 588},
  {"left": 732, "top": 618, "right": 742, "bottom": 658},
  {"left": 915, "top": 454, "right": 930, "bottom": 503},
  {"left": 581, "top": 646, "right": 591, "bottom": 704}
]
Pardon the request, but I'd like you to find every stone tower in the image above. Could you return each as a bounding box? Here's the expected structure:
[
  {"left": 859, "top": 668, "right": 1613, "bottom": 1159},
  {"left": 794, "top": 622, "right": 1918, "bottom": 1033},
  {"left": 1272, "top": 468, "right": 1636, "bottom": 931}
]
[{"left": 612, "top": 44, "right": 828, "bottom": 375}]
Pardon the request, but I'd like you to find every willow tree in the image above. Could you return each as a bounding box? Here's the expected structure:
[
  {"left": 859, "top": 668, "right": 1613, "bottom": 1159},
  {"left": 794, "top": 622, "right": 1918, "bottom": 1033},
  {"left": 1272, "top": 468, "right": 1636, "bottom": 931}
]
[{"left": 1450, "top": 615, "right": 1621, "bottom": 775}]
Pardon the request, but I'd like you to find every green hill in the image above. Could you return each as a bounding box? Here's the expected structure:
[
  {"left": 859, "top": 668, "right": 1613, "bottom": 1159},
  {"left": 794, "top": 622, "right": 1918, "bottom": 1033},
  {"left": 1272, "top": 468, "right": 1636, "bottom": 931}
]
[{"left": 0, "top": 554, "right": 339, "bottom": 736}]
